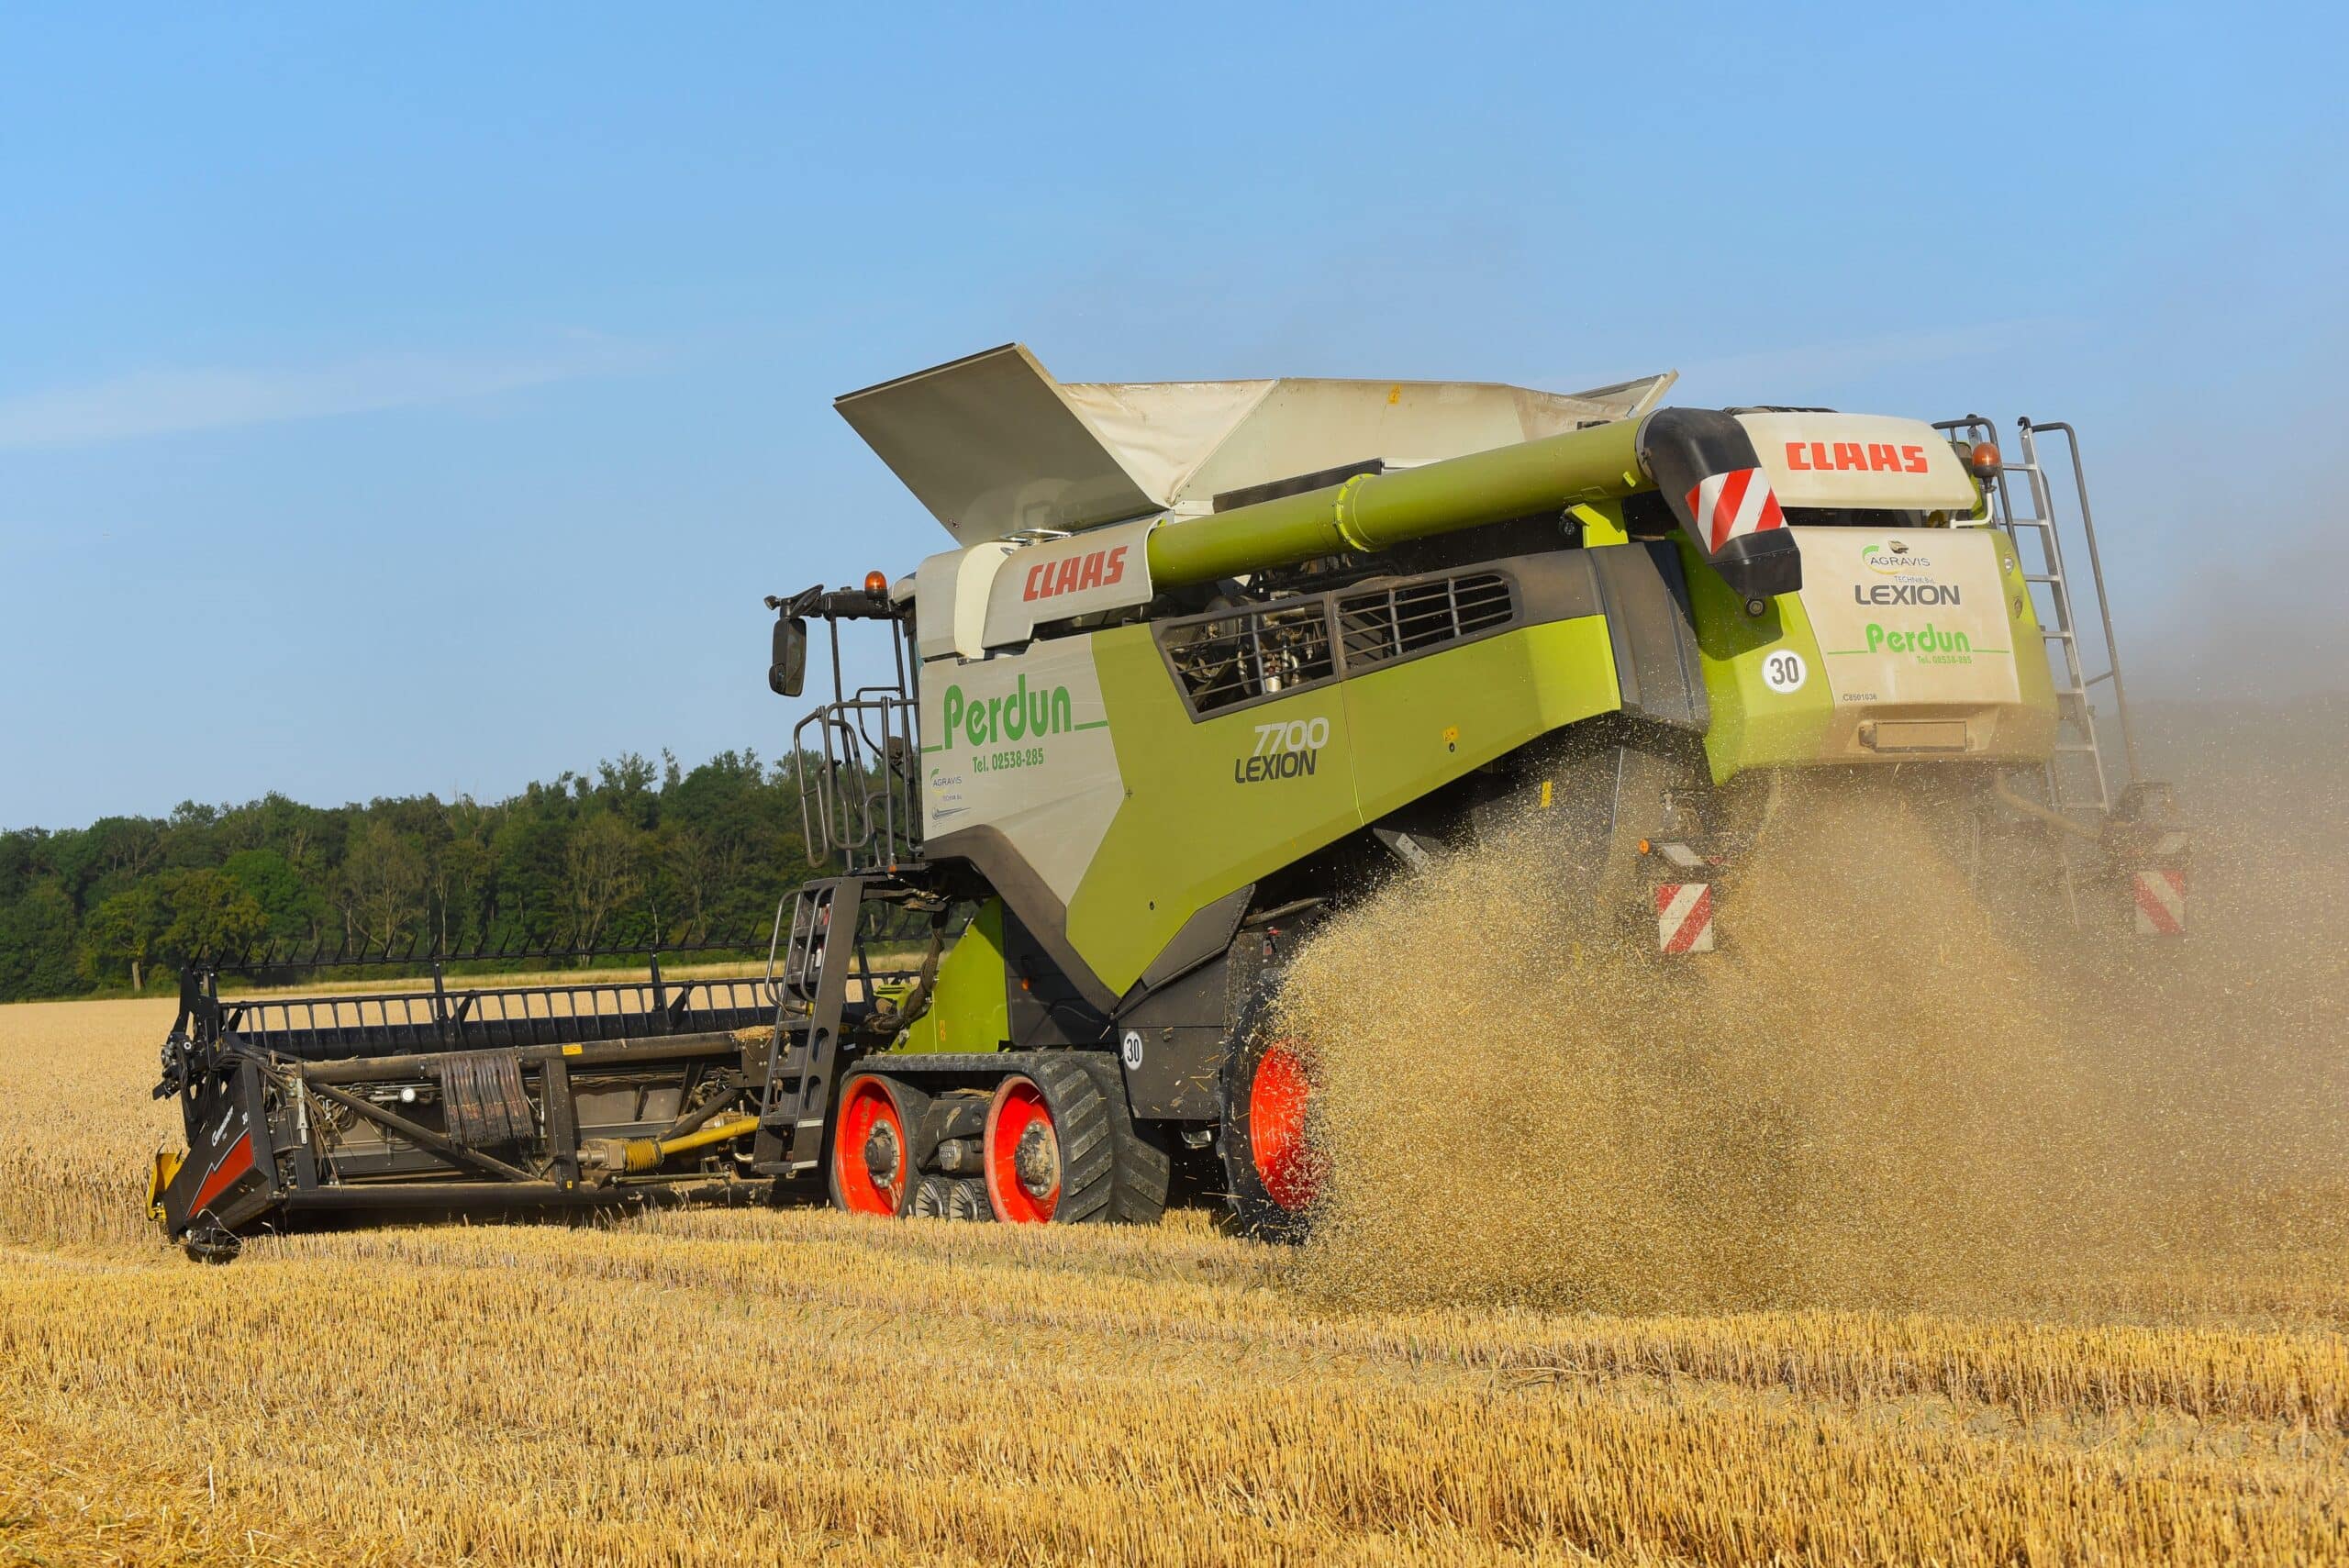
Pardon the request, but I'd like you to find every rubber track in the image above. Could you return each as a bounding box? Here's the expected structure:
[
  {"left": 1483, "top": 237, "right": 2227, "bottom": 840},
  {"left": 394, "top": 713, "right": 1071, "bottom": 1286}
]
[
  {"left": 1026, "top": 1054, "right": 1113, "bottom": 1224},
  {"left": 859, "top": 1052, "right": 1141, "bottom": 1225},
  {"left": 1075, "top": 1055, "right": 1172, "bottom": 1225}
]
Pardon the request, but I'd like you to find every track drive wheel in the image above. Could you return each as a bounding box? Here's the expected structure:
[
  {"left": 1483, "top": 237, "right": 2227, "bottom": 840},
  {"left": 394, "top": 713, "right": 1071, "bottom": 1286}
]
[
  {"left": 830, "top": 1073, "right": 930, "bottom": 1218},
  {"left": 983, "top": 1057, "right": 1112, "bottom": 1224},
  {"left": 1218, "top": 1018, "right": 1319, "bottom": 1243}
]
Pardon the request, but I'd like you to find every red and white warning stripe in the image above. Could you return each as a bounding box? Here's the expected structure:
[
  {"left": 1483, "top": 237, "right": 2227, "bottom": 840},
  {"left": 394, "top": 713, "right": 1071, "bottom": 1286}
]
[
  {"left": 1687, "top": 468, "right": 1786, "bottom": 553},
  {"left": 1655, "top": 882, "right": 1715, "bottom": 954},
  {"left": 2132, "top": 868, "right": 2187, "bottom": 937}
]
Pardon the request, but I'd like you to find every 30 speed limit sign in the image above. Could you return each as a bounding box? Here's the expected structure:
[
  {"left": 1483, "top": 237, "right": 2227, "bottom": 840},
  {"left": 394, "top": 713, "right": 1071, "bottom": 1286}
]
[{"left": 1763, "top": 650, "right": 1807, "bottom": 694}]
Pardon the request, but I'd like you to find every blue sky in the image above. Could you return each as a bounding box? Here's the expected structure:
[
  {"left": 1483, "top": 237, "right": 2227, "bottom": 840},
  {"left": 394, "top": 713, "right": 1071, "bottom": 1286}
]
[{"left": 3, "top": 2, "right": 2343, "bottom": 827}]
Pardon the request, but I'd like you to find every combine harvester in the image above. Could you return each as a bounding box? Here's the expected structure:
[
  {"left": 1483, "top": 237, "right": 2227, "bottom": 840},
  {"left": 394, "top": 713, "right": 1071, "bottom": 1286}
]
[{"left": 150, "top": 346, "right": 2186, "bottom": 1256}]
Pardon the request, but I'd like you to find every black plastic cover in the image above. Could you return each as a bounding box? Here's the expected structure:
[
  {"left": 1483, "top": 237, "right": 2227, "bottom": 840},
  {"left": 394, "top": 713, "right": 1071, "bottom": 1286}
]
[{"left": 1635, "top": 407, "right": 1804, "bottom": 602}]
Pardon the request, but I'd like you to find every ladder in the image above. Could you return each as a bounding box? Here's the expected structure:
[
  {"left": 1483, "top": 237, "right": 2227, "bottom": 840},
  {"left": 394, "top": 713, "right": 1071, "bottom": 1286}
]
[
  {"left": 1937, "top": 417, "right": 2144, "bottom": 917},
  {"left": 754, "top": 877, "right": 869, "bottom": 1176}
]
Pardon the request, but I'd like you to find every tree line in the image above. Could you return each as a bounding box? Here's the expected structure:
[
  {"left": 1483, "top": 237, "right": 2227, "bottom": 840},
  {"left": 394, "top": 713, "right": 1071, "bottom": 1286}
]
[{"left": 0, "top": 750, "right": 830, "bottom": 1001}]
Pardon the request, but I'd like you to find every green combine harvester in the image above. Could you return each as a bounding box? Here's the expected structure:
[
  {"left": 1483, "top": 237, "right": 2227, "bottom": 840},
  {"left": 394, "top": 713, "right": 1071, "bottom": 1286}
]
[{"left": 150, "top": 346, "right": 2187, "bottom": 1254}]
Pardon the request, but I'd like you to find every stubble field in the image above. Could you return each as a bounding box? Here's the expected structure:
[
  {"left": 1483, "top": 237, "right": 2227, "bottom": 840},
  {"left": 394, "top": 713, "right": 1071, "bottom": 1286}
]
[
  {"left": 6, "top": 1017, "right": 2347, "bottom": 1562},
  {"left": 5, "top": 710, "right": 2347, "bottom": 1565}
]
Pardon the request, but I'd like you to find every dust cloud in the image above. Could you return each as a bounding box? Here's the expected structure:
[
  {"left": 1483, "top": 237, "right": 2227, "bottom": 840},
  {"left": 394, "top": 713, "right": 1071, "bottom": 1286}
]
[{"left": 1279, "top": 714, "right": 2349, "bottom": 1317}]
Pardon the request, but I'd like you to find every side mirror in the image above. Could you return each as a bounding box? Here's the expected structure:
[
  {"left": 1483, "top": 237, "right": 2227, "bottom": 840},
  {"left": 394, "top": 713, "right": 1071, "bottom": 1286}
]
[{"left": 769, "top": 616, "right": 807, "bottom": 697}]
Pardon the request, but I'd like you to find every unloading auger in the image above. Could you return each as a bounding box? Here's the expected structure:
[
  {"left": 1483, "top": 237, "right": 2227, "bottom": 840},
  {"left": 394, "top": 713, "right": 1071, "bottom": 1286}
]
[{"left": 151, "top": 345, "right": 2184, "bottom": 1255}]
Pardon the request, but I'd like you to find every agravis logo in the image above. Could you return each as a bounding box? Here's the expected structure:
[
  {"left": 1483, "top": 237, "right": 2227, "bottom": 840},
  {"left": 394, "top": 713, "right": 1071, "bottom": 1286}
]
[{"left": 1860, "top": 541, "right": 1932, "bottom": 575}]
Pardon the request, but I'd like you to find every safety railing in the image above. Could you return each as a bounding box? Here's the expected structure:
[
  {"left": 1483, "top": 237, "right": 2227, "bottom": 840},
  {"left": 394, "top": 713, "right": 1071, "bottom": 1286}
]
[{"left": 795, "top": 688, "right": 921, "bottom": 873}]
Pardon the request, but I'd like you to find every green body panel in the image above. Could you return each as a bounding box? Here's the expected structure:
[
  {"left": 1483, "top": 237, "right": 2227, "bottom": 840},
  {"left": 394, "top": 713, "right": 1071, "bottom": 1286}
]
[
  {"left": 1676, "top": 537, "right": 1837, "bottom": 783},
  {"left": 1346, "top": 617, "right": 1620, "bottom": 820},
  {"left": 1146, "top": 419, "right": 1646, "bottom": 588},
  {"left": 1072, "top": 626, "right": 1364, "bottom": 994},
  {"left": 895, "top": 898, "right": 1010, "bottom": 1054},
  {"left": 1069, "top": 616, "right": 1622, "bottom": 994}
]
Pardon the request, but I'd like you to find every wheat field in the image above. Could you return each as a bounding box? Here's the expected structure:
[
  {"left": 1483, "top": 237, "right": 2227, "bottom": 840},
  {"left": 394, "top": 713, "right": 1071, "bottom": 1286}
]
[{"left": 1, "top": 988, "right": 2345, "bottom": 1567}]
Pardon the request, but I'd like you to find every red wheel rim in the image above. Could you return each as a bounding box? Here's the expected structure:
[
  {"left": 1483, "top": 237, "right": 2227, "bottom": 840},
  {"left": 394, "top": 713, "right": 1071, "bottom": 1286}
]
[
  {"left": 984, "top": 1075, "right": 1060, "bottom": 1224},
  {"left": 1250, "top": 1040, "right": 1318, "bottom": 1212},
  {"left": 833, "top": 1076, "right": 907, "bottom": 1217}
]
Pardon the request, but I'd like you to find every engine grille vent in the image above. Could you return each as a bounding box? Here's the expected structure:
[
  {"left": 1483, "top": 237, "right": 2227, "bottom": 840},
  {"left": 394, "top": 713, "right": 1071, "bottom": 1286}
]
[
  {"left": 1158, "top": 569, "right": 1520, "bottom": 717},
  {"left": 1160, "top": 600, "right": 1337, "bottom": 715},
  {"left": 1336, "top": 573, "right": 1515, "bottom": 670}
]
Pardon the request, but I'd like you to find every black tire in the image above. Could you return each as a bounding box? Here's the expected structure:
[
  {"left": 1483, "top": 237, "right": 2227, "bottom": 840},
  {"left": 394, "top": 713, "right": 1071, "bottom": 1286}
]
[
  {"left": 1217, "top": 994, "right": 1318, "bottom": 1243},
  {"left": 1076, "top": 1055, "right": 1173, "bottom": 1226},
  {"left": 982, "top": 1055, "right": 1113, "bottom": 1224},
  {"left": 911, "top": 1173, "right": 991, "bottom": 1221}
]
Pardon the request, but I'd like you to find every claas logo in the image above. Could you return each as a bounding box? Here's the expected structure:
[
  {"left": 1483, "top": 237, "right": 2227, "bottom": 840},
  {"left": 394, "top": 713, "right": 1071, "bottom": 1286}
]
[
  {"left": 1022, "top": 545, "right": 1130, "bottom": 603},
  {"left": 1784, "top": 440, "right": 1929, "bottom": 474}
]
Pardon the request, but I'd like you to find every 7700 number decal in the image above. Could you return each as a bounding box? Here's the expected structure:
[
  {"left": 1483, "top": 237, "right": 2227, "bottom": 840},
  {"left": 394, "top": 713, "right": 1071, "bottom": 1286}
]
[{"left": 1234, "top": 717, "right": 1330, "bottom": 784}]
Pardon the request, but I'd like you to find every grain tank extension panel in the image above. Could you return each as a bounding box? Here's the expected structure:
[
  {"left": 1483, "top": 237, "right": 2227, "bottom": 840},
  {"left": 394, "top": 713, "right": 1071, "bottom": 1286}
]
[{"left": 836, "top": 343, "right": 1675, "bottom": 544}]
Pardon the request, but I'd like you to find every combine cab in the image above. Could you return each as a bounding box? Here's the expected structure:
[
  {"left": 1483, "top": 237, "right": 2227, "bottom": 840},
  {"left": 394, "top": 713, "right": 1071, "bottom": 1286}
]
[{"left": 152, "top": 345, "right": 2182, "bottom": 1254}]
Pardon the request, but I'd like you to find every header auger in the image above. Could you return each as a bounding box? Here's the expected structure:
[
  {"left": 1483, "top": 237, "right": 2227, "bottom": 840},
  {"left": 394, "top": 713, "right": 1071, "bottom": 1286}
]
[{"left": 151, "top": 344, "right": 2184, "bottom": 1255}]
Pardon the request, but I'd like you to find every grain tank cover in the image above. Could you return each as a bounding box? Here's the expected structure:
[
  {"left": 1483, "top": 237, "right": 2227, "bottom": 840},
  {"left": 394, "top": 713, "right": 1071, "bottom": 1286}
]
[{"left": 837, "top": 343, "right": 1675, "bottom": 545}]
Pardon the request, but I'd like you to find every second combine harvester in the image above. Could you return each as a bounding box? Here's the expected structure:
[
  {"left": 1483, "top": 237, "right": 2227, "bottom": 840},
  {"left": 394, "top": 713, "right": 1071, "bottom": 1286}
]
[{"left": 151, "top": 345, "right": 2185, "bottom": 1250}]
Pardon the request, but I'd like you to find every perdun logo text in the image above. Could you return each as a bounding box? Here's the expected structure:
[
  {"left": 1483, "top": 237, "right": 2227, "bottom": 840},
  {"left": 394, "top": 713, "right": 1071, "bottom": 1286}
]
[
  {"left": 940, "top": 677, "right": 1074, "bottom": 749},
  {"left": 1865, "top": 622, "right": 1972, "bottom": 657}
]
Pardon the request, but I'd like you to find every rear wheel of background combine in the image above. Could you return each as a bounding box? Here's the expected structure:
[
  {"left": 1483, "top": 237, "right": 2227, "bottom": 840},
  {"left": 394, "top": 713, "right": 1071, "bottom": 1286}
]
[
  {"left": 1218, "top": 1026, "right": 1319, "bottom": 1243},
  {"left": 830, "top": 1073, "right": 929, "bottom": 1218},
  {"left": 982, "top": 1058, "right": 1112, "bottom": 1224}
]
